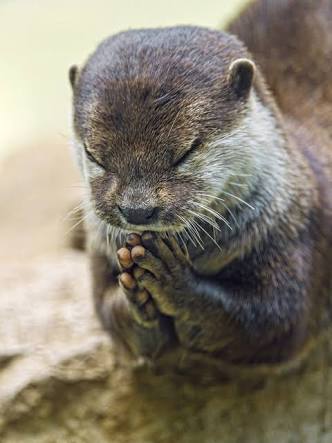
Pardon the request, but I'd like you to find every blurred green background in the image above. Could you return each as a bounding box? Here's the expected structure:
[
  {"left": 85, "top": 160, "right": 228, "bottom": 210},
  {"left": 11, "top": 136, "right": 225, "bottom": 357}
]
[{"left": 0, "top": 0, "right": 248, "bottom": 160}]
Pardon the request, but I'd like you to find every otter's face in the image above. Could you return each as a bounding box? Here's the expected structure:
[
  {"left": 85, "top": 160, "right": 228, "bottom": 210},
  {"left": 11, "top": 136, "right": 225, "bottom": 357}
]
[{"left": 70, "top": 28, "right": 256, "bottom": 234}]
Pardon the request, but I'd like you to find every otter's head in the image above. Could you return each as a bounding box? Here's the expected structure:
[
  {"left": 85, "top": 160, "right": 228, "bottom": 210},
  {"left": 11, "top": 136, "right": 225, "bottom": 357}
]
[{"left": 70, "top": 27, "right": 272, "bottom": 235}]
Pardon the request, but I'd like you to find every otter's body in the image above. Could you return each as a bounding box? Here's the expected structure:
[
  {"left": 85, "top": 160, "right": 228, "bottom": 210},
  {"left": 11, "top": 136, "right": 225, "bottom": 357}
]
[{"left": 70, "top": 0, "right": 332, "bottom": 367}]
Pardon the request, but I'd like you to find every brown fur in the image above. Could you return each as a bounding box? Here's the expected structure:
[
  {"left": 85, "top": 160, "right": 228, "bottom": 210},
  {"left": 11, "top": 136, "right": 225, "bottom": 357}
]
[
  {"left": 228, "top": 0, "right": 332, "bottom": 350},
  {"left": 69, "top": 0, "right": 332, "bottom": 369}
]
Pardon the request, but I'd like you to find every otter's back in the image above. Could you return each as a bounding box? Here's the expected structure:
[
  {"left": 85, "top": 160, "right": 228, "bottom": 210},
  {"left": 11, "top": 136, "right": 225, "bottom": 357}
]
[{"left": 228, "top": 0, "right": 332, "bottom": 129}]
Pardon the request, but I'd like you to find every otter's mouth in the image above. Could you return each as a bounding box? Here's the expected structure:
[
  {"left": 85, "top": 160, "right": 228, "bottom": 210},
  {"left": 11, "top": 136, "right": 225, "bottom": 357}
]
[
  {"left": 112, "top": 221, "right": 185, "bottom": 234},
  {"left": 114, "top": 207, "right": 185, "bottom": 233}
]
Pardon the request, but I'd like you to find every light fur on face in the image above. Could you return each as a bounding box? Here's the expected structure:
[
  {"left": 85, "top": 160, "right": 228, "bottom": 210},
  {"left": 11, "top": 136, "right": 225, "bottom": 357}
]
[{"left": 192, "top": 92, "right": 290, "bottom": 220}]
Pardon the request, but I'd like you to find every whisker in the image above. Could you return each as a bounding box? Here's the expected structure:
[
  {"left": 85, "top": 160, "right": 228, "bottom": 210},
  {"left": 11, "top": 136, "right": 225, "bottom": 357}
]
[
  {"left": 62, "top": 201, "right": 85, "bottom": 222},
  {"left": 179, "top": 227, "right": 194, "bottom": 248},
  {"left": 188, "top": 208, "right": 220, "bottom": 231},
  {"left": 187, "top": 219, "right": 205, "bottom": 249},
  {"left": 193, "top": 201, "right": 232, "bottom": 231},
  {"left": 95, "top": 219, "right": 105, "bottom": 250},
  {"left": 197, "top": 193, "right": 240, "bottom": 229},
  {"left": 181, "top": 226, "right": 197, "bottom": 248},
  {"left": 176, "top": 214, "right": 199, "bottom": 248},
  {"left": 106, "top": 224, "right": 110, "bottom": 252},
  {"left": 220, "top": 191, "right": 255, "bottom": 210},
  {"left": 198, "top": 191, "right": 254, "bottom": 211},
  {"left": 191, "top": 218, "right": 222, "bottom": 251},
  {"left": 178, "top": 214, "right": 205, "bottom": 249},
  {"left": 216, "top": 200, "right": 239, "bottom": 229},
  {"left": 197, "top": 192, "right": 225, "bottom": 203},
  {"left": 176, "top": 231, "right": 189, "bottom": 257},
  {"left": 64, "top": 210, "right": 91, "bottom": 236}
]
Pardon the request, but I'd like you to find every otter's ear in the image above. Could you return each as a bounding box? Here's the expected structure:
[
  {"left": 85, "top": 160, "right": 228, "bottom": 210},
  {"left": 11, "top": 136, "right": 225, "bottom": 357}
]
[
  {"left": 228, "top": 58, "right": 255, "bottom": 99},
  {"left": 69, "top": 65, "right": 79, "bottom": 90}
]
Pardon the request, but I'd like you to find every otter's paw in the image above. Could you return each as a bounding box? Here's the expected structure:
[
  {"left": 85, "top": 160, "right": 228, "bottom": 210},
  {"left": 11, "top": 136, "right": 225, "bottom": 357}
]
[
  {"left": 129, "top": 232, "right": 192, "bottom": 317},
  {"left": 118, "top": 271, "right": 159, "bottom": 327},
  {"left": 117, "top": 243, "right": 159, "bottom": 328}
]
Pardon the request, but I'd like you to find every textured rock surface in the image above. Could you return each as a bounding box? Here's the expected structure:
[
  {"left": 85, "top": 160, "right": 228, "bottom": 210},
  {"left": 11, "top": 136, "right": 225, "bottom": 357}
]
[{"left": 0, "top": 142, "right": 331, "bottom": 442}]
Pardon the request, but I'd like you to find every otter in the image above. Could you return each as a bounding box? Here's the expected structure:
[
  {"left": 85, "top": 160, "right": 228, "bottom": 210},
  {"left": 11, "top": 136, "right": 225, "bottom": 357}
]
[{"left": 69, "top": 0, "right": 332, "bottom": 369}]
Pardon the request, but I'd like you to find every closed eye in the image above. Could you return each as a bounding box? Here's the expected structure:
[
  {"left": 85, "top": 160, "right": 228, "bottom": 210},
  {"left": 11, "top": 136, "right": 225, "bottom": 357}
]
[
  {"left": 173, "top": 137, "right": 203, "bottom": 167},
  {"left": 83, "top": 143, "right": 105, "bottom": 169}
]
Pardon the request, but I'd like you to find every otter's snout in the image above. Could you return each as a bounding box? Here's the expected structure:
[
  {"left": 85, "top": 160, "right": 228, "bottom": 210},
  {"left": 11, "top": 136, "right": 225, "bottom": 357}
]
[{"left": 117, "top": 205, "right": 159, "bottom": 225}]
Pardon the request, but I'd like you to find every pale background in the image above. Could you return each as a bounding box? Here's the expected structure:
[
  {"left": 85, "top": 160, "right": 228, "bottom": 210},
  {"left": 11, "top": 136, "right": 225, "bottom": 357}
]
[{"left": 0, "top": 0, "right": 248, "bottom": 160}]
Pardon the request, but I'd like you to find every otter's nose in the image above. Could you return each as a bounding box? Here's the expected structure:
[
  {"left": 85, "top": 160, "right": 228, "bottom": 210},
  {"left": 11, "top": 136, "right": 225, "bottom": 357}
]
[{"left": 118, "top": 205, "right": 158, "bottom": 225}]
